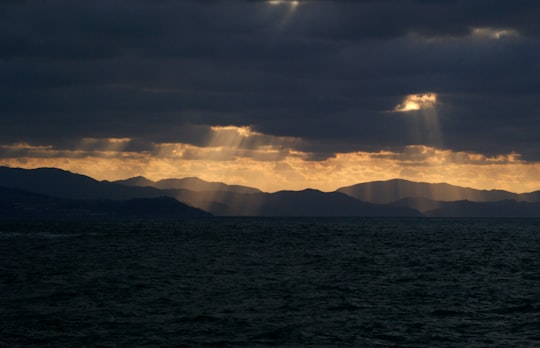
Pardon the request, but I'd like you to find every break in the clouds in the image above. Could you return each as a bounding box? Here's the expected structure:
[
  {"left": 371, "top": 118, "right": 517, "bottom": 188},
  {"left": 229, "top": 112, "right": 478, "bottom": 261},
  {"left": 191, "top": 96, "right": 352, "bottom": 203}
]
[
  {"left": 1, "top": 0, "right": 540, "bottom": 191},
  {"left": 393, "top": 93, "right": 438, "bottom": 112}
]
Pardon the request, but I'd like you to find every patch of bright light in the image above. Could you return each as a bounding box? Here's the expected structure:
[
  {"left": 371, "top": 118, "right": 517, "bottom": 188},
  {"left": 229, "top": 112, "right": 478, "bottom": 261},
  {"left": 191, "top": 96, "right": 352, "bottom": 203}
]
[
  {"left": 79, "top": 137, "right": 132, "bottom": 152},
  {"left": 394, "top": 93, "right": 437, "bottom": 112},
  {"left": 268, "top": 0, "right": 299, "bottom": 6},
  {"left": 210, "top": 125, "right": 260, "bottom": 138},
  {"left": 471, "top": 27, "right": 519, "bottom": 40}
]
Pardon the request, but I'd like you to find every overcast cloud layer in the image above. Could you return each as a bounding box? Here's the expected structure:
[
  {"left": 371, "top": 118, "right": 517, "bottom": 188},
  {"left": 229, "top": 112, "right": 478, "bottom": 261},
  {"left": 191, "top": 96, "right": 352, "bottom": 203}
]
[{"left": 2, "top": 0, "right": 540, "bottom": 162}]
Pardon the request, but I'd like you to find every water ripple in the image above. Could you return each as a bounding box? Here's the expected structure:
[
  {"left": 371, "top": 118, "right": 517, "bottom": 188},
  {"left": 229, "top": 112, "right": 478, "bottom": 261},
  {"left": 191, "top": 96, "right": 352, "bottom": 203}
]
[{"left": 1, "top": 217, "right": 540, "bottom": 347}]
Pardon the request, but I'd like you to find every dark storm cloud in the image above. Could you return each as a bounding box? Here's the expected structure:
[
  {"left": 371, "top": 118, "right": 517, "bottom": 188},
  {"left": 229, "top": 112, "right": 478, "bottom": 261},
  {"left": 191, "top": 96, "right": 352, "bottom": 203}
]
[{"left": 1, "top": 0, "right": 540, "bottom": 159}]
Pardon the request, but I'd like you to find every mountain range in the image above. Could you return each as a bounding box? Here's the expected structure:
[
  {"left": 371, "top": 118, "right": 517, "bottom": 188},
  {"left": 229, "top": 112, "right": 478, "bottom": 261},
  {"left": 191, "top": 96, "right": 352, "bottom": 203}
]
[
  {"left": 1, "top": 166, "right": 539, "bottom": 217},
  {"left": 337, "top": 179, "right": 540, "bottom": 203},
  {"left": 0, "top": 186, "right": 211, "bottom": 218}
]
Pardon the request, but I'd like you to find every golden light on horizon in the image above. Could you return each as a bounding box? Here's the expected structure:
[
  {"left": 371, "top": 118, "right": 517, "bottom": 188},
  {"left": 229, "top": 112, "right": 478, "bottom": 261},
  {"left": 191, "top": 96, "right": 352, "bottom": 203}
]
[{"left": 2, "top": 141, "right": 540, "bottom": 194}]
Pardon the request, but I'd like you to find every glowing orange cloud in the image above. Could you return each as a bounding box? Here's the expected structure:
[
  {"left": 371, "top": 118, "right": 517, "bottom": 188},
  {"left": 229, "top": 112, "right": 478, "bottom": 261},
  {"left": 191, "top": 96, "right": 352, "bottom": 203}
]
[
  {"left": 2, "top": 139, "right": 540, "bottom": 194},
  {"left": 394, "top": 93, "right": 437, "bottom": 112}
]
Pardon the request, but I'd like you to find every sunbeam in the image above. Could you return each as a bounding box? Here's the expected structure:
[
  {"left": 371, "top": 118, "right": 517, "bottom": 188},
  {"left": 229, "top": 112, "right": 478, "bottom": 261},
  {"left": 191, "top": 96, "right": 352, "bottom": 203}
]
[
  {"left": 392, "top": 92, "right": 446, "bottom": 193},
  {"left": 267, "top": 0, "right": 301, "bottom": 30}
]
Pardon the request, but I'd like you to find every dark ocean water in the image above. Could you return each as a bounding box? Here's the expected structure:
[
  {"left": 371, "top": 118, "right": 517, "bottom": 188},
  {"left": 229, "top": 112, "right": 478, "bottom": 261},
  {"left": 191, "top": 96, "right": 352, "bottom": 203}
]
[{"left": 1, "top": 217, "right": 540, "bottom": 347}]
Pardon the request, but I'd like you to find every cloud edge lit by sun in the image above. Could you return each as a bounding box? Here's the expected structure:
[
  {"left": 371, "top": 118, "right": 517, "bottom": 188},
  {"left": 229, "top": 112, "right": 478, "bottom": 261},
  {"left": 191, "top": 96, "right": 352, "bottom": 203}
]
[{"left": 394, "top": 93, "right": 438, "bottom": 112}]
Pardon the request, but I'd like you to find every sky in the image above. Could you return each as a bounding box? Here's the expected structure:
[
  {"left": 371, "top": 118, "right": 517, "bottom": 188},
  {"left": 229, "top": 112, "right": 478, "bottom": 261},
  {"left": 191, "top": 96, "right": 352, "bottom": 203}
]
[{"left": 1, "top": 0, "right": 540, "bottom": 193}]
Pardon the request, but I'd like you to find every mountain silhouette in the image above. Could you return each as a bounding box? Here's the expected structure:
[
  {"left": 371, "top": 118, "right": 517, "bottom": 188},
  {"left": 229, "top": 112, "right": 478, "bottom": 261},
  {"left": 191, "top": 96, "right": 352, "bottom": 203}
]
[
  {"left": 256, "top": 189, "right": 420, "bottom": 217},
  {"left": 337, "top": 179, "right": 539, "bottom": 204},
  {"left": 0, "top": 186, "right": 210, "bottom": 217},
  {"left": 144, "top": 188, "right": 421, "bottom": 216},
  {"left": 115, "top": 176, "right": 261, "bottom": 194},
  {"left": 71, "top": 196, "right": 211, "bottom": 217},
  {"left": 2, "top": 166, "right": 540, "bottom": 217},
  {"left": 0, "top": 166, "right": 165, "bottom": 200},
  {"left": 390, "top": 197, "right": 540, "bottom": 217},
  {"left": 114, "top": 176, "right": 155, "bottom": 187}
]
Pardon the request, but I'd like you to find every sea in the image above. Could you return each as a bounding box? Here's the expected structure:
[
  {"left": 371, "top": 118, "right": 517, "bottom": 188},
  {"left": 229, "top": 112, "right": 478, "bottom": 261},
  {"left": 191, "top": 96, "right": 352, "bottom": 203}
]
[{"left": 1, "top": 217, "right": 540, "bottom": 347}]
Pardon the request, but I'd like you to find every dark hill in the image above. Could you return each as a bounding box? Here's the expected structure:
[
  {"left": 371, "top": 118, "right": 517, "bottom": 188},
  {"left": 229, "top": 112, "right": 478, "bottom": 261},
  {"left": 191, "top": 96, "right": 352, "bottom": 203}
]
[
  {"left": 3, "top": 167, "right": 540, "bottom": 217},
  {"left": 116, "top": 175, "right": 262, "bottom": 194},
  {"left": 0, "top": 166, "right": 164, "bottom": 200},
  {"left": 165, "top": 188, "right": 421, "bottom": 216},
  {"left": 68, "top": 196, "right": 211, "bottom": 217},
  {"left": 258, "top": 189, "right": 421, "bottom": 217},
  {"left": 114, "top": 176, "right": 155, "bottom": 187},
  {"left": 0, "top": 186, "right": 210, "bottom": 217},
  {"left": 337, "top": 179, "right": 525, "bottom": 204},
  {"left": 424, "top": 200, "right": 540, "bottom": 218}
]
